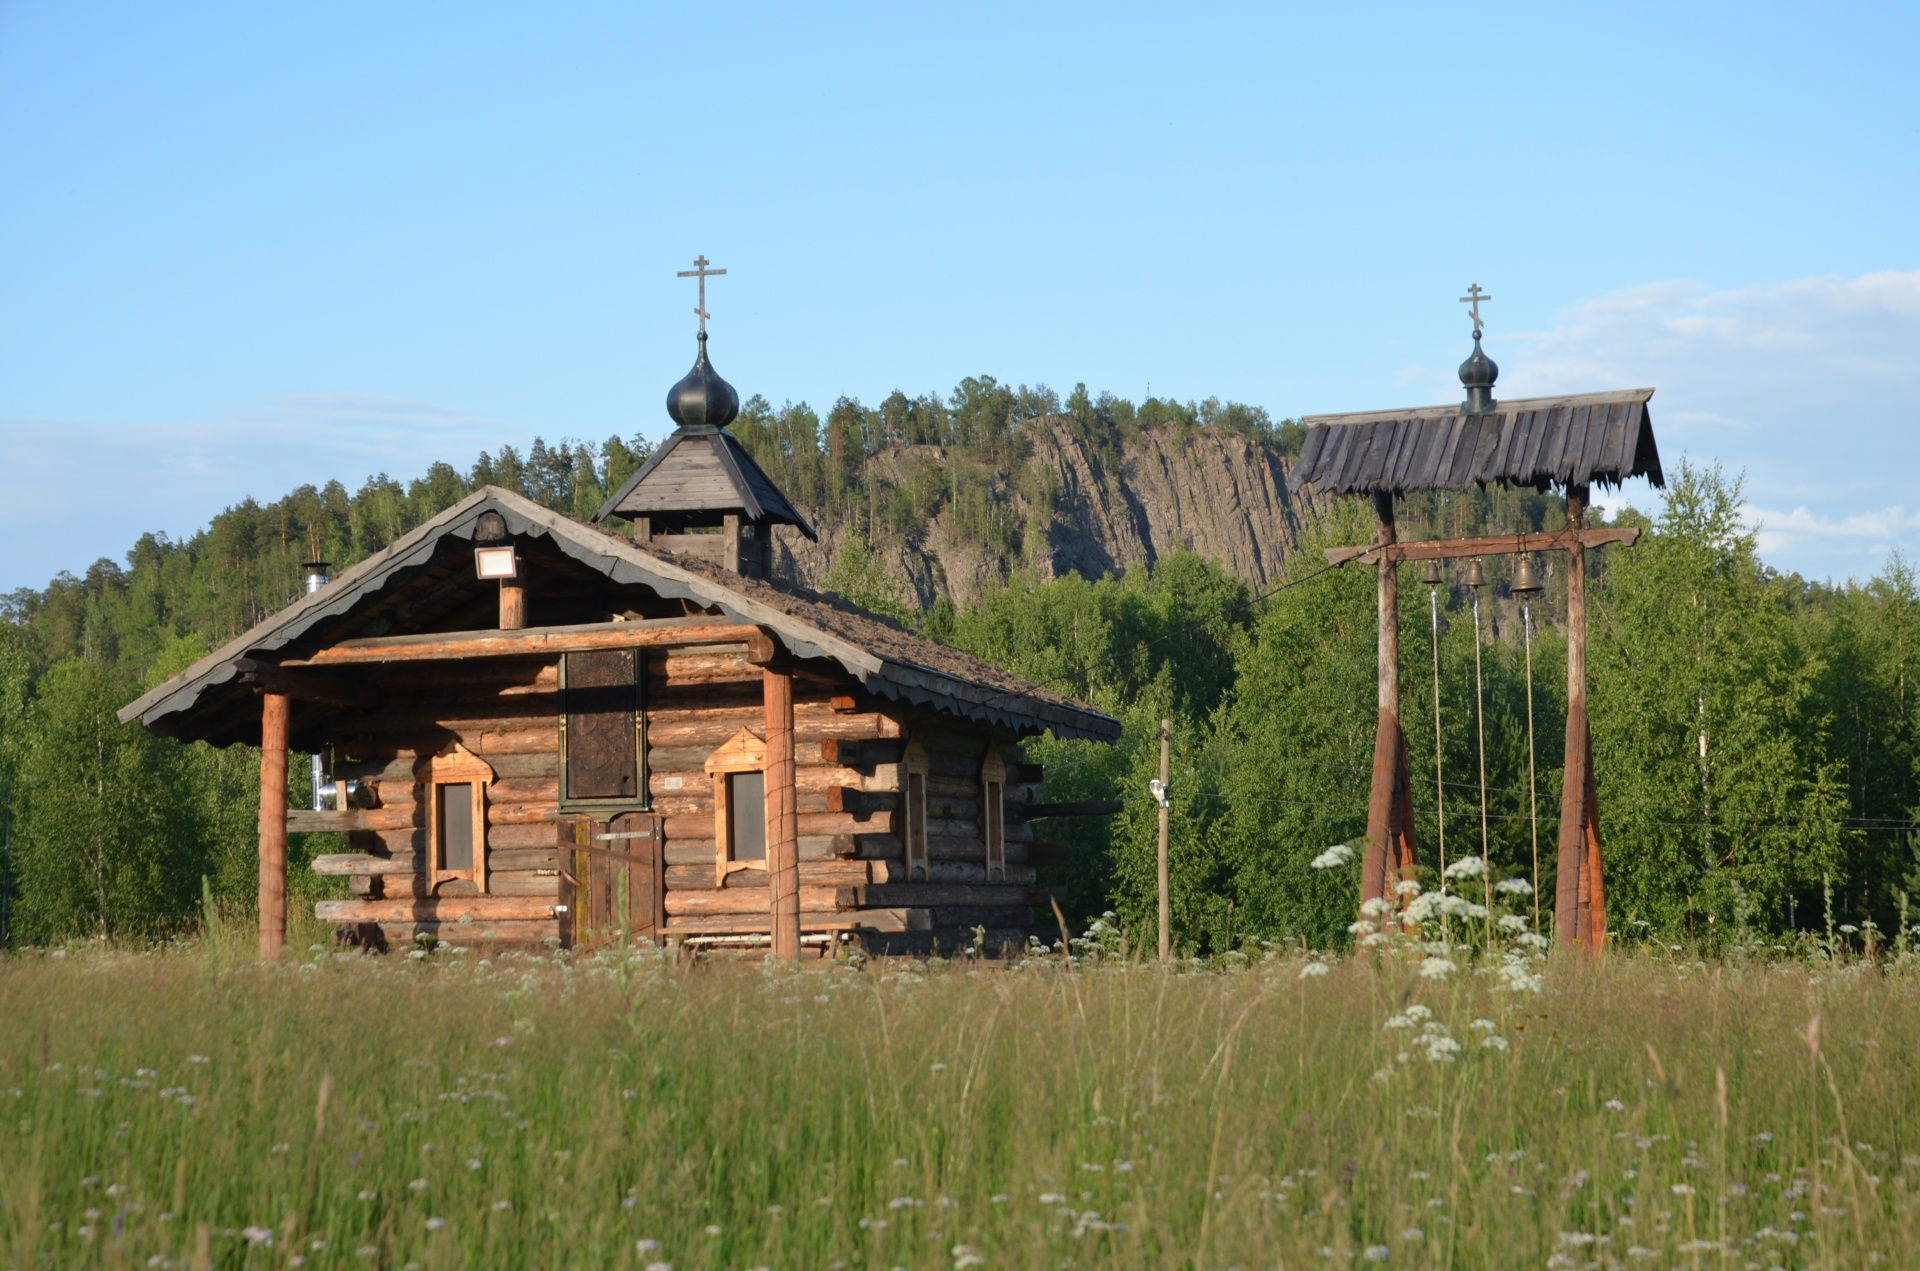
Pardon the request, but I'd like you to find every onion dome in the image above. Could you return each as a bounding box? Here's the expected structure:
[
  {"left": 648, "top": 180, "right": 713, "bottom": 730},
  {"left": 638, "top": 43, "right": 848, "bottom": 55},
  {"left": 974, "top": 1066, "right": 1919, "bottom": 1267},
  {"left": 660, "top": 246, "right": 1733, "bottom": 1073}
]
[
  {"left": 1459, "top": 331, "right": 1499, "bottom": 415},
  {"left": 666, "top": 331, "right": 740, "bottom": 433}
]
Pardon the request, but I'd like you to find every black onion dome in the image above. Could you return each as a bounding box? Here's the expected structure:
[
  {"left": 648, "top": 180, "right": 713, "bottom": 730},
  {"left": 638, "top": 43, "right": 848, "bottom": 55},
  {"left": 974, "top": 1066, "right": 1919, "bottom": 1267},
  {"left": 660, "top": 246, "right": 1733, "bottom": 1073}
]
[
  {"left": 1458, "top": 331, "right": 1499, "bottom": 415},
  {"left": 666, "top": 331, "right": 740, "bottom": 432}
]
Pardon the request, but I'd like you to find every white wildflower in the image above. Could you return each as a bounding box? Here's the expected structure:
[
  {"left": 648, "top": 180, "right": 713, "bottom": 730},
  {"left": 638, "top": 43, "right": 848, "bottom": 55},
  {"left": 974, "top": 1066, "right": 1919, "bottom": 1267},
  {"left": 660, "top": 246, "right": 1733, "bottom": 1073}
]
[
  {"left": 1496, "top": 877, "right": 1533, "bottom": 896},
  {"left": 1481, "top": 1034, "right": 1511, "bottom": 1052},
  {"left": 1497, "top": 915, "right": 1530, "bottom": 934},
  {"left": 1394, "top": 879, "right": 1423, "bottom": 897},
  {"left": 1298, "top": 962, "right": 1331, "bottom": 980},
  {"left": 1311, "top": 843, "right": 1356, "bottom": 869},
  {"left": 1359, "top": 897, "right": 1394, "bottom": 918},
  {"left": 1469, "top": 1018, "right": 1497, "bottom": 1032},
  {"left": 1418, "top": 956, "right": 1457, "bottom": 980},
  {"left": 1442, "top": 855, "right": 1485, "bottom": 880}
]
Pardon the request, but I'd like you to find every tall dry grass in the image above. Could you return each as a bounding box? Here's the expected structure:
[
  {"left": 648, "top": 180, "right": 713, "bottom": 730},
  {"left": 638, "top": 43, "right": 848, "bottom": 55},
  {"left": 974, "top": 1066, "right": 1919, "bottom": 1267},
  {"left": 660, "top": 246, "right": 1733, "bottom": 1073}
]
[{"left": 2, "top": 937, "right": 1916, "bottom": 1268}]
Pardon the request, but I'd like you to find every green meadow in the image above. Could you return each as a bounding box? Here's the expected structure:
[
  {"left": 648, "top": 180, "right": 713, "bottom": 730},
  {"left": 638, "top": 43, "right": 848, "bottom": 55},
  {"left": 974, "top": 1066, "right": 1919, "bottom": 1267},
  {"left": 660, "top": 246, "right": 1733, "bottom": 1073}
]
[{"left": 4, "top": 930, "right": 1917, "bottom": 1270}]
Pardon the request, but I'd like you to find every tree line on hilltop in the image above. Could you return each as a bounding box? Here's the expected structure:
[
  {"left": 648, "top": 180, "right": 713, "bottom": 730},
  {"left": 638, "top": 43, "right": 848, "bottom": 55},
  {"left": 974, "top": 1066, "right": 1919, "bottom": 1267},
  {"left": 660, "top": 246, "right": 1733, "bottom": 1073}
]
[{"left": 0, "top": 373, "right": 1914, "bottom": 952}]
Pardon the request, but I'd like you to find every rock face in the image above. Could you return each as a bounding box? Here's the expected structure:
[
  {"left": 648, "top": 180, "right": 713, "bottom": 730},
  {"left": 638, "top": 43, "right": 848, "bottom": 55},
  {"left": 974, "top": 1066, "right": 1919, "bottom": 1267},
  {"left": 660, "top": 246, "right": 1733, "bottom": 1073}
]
[{"left": 773, "top": 420, "right": 1317, "bottom": 608}]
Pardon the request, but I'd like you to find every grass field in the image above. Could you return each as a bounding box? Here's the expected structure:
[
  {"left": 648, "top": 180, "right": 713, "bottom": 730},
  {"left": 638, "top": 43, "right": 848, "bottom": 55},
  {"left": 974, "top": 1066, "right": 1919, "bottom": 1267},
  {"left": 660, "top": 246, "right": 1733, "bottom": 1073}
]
[{"left": 3, "top": 927, "right": 1918, "bottom": 1270}]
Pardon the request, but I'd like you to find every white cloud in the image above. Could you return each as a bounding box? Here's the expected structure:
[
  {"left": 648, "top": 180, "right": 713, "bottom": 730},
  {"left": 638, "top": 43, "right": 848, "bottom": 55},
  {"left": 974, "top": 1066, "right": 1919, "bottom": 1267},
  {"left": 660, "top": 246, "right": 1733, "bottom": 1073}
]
[{"left": 1471, "top": 269, "right": 1920, "bottom": 583}]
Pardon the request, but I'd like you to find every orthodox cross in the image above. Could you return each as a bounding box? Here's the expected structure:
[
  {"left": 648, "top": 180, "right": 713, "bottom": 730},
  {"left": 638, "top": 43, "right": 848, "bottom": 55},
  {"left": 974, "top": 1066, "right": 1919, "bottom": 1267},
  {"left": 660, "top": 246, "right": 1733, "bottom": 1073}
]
[
  {"left": 677, "top": 255, "right": 727, "bottom": 334},
  {"left": 1458, "top": 283, "right": 1492, "bottom": 335}
]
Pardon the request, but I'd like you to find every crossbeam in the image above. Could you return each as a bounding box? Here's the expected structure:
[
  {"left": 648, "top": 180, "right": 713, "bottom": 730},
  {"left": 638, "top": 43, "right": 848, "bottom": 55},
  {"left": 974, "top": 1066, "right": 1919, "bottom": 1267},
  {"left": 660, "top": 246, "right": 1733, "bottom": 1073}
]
[
  {"left": 284, "top": 616, "right": 773, "bottom": 667},
  {"left": 234, "top": 657, "right": 379, "bottom": 707},
  {"left": 1323, "top": 527, "right": 1639, "bottom": 568}
]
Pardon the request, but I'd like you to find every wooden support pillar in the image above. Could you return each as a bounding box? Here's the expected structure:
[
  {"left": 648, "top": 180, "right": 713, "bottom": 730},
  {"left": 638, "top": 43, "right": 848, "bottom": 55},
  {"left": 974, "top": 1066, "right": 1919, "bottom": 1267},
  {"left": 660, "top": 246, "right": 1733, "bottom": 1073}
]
[
  {"left": 499, "top": 577, "right": 527, "bottom": 631},
  {"left": 1363, "top": 493, "right": 1418, "bottom": 913},
  {"left": 1555, "top": 485, "right": 1604, "bottom": 952},
  {"left": 763, "top": 666, "right": 800, "bottom": 960},
  {"left": 257, "top": 692, "right": 290, "bottom": 960},
  {"left": 723, "top": 514, "right": 743, "bottom": 575}
]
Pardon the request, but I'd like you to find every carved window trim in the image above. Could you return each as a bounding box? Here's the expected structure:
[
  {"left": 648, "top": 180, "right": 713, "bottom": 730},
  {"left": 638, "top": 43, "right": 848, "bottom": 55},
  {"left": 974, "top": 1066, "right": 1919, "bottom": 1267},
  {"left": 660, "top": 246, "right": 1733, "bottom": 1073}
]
[
  {"left": 425, "top": 744, "right": 494, "bottom": 894},
  {"left": 902, "top": 738, "right": 930, "bottom": 881},
  {"left": 558, "top": 649, "right": 650, "bottom": 815},
  {"left": 980, "top": 748, "right": 1006, "bottom": 880},
  {"left": 706, "top": 728, "right": 769, "bottom": 887}
]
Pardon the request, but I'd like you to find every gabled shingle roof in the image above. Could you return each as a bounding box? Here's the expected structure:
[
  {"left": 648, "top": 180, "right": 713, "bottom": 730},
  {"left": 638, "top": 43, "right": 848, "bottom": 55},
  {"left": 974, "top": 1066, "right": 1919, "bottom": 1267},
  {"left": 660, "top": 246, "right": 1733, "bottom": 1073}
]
[
  {"left": 119, "top": 487, "right": 1115, "bottom": 744},
  {"left": 1293, "top": 389, "right": 1663, "bottom": 495}
]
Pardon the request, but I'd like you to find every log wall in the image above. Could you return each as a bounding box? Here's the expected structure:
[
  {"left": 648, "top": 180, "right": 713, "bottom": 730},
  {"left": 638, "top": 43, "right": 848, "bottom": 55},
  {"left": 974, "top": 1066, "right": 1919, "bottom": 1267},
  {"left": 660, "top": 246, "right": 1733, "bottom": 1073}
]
[{"left": 310, "top": 643, "right": 1048, "bottom": 953}]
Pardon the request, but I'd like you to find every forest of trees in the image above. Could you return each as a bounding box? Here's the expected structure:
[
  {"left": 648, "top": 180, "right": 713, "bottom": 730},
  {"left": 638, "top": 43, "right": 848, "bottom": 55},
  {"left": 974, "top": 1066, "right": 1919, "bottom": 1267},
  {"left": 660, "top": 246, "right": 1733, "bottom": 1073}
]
[{"left": 1, "top": 372, "right": 1914, "bottom": 953}]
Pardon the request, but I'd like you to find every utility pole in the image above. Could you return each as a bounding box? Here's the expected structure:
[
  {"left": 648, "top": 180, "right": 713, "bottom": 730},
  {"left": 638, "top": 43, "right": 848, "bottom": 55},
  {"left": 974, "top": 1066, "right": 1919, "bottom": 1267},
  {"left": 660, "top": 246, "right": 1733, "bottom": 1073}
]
[{"left": 1157, "top": 718, "right": 1172, "bottom": 962}]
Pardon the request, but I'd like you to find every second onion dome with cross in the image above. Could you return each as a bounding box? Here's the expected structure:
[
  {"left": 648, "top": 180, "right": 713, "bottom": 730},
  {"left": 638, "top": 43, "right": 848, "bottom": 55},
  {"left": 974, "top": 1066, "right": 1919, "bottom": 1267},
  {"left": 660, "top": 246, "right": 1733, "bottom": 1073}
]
[{"left": 592, "top": 259, "right": 817, "bottom": 578}]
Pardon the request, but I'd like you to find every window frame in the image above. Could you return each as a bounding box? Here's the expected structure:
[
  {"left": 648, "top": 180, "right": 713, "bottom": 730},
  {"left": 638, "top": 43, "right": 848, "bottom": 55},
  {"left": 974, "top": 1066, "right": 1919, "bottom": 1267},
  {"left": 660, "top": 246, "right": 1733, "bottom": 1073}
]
[
  {"left": 558, "top": 649, "right": 650, "bottom": 815},
  {"left": 706, "top": 728, "right": 770, "bottom": 887},
  {"left": 901, "top": 738, "right": 930, "bottom": 881},
  {"left": 980, "top": 748, "right": 1006, "bottom": 880},
  {"left": 425, "top": 744, "right": 494, "bottom": 894}
]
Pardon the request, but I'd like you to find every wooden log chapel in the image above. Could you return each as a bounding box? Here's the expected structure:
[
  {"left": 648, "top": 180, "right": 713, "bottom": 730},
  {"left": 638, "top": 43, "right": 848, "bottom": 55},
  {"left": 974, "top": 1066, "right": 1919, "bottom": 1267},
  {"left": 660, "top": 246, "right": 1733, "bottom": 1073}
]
[{"left": 119, "top": 268, "right": 1120, "bottom": 959}]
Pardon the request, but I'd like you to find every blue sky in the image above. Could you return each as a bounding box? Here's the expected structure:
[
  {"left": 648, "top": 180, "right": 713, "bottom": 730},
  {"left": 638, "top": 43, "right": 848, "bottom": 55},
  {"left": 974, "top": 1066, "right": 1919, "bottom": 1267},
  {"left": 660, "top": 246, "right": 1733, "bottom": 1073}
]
[{"left": 2, "top": 1, "right": 1916, "bottom": 590}]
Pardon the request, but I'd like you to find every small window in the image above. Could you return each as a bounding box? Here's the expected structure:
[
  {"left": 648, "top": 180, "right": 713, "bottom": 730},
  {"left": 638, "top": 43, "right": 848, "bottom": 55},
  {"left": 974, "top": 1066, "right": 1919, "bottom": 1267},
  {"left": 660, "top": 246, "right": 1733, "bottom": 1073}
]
[
  {"left": 728, "top": 772, "right": 767, "bottom": 861},
  {"left": 426, "top": 745, "right": 493, "bottom": 893},
  {"left": 706, "top": 728, "right": 769, "bottom": 886},
  {"left": 902, "top": 739, "right": 930, "bottom": 881},
  {"left": 980, "top": 749, "right": 1006, "bottom": 880}
]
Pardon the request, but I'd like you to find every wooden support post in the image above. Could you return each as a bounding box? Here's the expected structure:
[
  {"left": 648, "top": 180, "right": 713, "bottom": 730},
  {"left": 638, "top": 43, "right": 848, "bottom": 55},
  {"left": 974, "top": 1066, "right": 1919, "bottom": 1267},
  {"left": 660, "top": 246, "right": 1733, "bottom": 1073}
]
[
  {"left": 1363, "top": 493, "right": 1418, "bottom": 915},
  {"left": 257, "top": 692, "right": 290, "bottom": 960},
  {"left": 764, "top": 667, "right": 800, "bottom": 960},
  {"left": 724, "top": 513, "right": 743, "bottom": 575},
  {"left": 1555, "top": 485, "right": 1604, "bottom": 952},
  {"left": 1157, "top": 718, "right": 1171, "bottom": 963},
  {"left": 499, "top": 577, "right": 527, "bottom": 631}
]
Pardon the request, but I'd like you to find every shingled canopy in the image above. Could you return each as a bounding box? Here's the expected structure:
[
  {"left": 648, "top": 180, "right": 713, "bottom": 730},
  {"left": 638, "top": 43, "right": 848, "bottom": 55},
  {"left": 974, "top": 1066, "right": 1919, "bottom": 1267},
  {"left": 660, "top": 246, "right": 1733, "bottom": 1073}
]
[
  {"left": 1293, "top": 388, "right": 1663, "bottom": 496},
  {"left": 593, "top": 427, "right": 816, "bottom": 537},
  {"left": 119, "top": 486, "right": 1114, "bottom": 745}
]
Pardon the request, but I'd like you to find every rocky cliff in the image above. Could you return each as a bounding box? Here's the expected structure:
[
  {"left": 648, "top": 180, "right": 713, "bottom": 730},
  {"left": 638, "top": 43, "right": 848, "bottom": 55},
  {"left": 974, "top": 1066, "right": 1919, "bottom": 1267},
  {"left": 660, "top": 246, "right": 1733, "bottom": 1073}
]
[{"left": 774, "top": 420, "right": 1317, "bottom": 609}]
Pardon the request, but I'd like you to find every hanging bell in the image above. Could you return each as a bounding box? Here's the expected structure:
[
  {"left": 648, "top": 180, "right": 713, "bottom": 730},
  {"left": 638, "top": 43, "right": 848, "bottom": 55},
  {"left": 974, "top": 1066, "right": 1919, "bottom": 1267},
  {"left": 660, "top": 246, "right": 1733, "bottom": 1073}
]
[
  {"left": 1511, "top": 554, "right": 1543, "bottom": 594},
  {"left": 1421, "top": 558, "right": 1443, "bottom": 587},
  {"left": 1464, "top": 558, "right": 1486, "bottom": 589}
]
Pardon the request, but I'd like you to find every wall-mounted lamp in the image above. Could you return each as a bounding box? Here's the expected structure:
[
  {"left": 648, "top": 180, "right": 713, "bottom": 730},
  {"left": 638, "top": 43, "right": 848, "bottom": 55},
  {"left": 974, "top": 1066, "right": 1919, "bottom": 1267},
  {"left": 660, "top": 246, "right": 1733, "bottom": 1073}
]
[{"left": 475, "top": 546, "right": 518, "bottom": 579}]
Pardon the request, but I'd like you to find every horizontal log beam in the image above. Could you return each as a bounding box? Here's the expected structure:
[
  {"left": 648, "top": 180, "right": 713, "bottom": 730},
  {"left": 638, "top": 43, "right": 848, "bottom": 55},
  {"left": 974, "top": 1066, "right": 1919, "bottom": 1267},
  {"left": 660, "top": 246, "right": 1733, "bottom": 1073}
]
[
  {"left": 288, "top": 618, "right": 773, "bottom": 667},
  {"left": 314, "top": 897, "right": 561, "bottom": 923},
  {"left": 235, "top": 658, "right": 379, "bottom": 708},
  {"left": 311, "top": 852, "right": 419, "bottom": 876},
  {"left": 1324, "top": 526, "right": 1639, "bottom": 567},
  {"left": 661, "top": 908, "right": 930, "bottom": 935}
]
